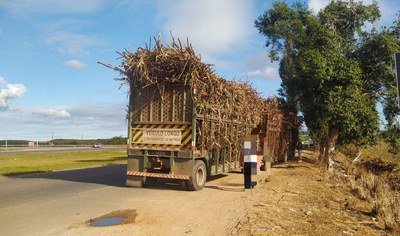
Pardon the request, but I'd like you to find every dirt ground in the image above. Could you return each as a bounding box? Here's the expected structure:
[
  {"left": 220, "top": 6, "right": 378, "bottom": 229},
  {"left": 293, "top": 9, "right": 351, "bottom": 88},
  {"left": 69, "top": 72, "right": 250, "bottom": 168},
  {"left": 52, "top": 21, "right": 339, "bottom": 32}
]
[
  {"left": 59, "top": 150, "right": 397, "bottom": 236},
  {"left": 235, "top": 150, "right": 397, "bottom": 236}
]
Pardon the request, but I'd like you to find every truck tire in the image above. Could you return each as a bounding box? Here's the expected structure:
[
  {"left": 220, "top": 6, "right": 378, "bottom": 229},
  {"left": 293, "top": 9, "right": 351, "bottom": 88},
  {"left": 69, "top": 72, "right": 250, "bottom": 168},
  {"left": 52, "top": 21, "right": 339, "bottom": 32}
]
[{"left": 187, "top": 160, "right": 207, "bottom": 191}]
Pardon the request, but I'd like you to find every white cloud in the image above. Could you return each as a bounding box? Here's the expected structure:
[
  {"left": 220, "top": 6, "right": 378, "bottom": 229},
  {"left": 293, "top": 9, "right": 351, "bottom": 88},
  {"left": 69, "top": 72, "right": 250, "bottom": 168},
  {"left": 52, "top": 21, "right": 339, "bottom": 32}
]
[
  {"left": 33, "top": 108, "right": 71, "bottom": 118},
  {"left": 244, "top": 51, "right": 279, "bottom": 80},
  {"left": 1, "top": 100, "right": 127, "bottom": 140},
  {"left": 0, "top": 76, "right": 6, "bottom": 84},
  {"left": 247, "top": 68, "right": 278, "bottom": 79},
  {"left": 0, "top": 83, "right": 27, "bottom": 109},
  {"left": 40, "top": 18, "right": 93, "bottom": 32},
  {"left": 65, "top": 60, "right": 88, "bottom": 69},
  {"left": 20, "top": 103, "right": 125, "bottom": 140},
  {"left": 0, "top": 0, "right": 107, "bottom": 15},
  {"left": 156, "top": 0, "right": 255, "bottom": 58},
  {"left": 38, "top": 18, "right": 104, "bottom": 56},
  {"left": 44, "top": 31, "right": 101, "bottom": 56},
  {"left": 308, "top": 0, "right": 330, "bottom": 13}
]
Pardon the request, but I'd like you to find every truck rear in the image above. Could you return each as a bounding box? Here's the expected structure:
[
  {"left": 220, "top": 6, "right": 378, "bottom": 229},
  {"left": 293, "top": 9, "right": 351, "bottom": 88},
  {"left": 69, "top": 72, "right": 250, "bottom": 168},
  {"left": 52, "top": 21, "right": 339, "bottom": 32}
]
[
  {"left": 101, "top": 37, "right": 276, "bottom": 191},
  {"left": 126, "top": 83, "right": 208, "bottom": 190},
  {"left": 126, "top": 81, "right": 259, "bottom": 190}
]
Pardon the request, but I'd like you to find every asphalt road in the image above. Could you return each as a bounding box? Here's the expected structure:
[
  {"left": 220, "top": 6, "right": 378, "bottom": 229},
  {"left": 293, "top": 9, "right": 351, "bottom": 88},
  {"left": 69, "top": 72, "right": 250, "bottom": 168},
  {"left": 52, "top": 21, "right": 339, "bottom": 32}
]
[
  {"left": 0, "top": 164, "right": 156, "bottom": 235},
  {"left": 0, "top": 163, "right": 252, "bottom": 235}
]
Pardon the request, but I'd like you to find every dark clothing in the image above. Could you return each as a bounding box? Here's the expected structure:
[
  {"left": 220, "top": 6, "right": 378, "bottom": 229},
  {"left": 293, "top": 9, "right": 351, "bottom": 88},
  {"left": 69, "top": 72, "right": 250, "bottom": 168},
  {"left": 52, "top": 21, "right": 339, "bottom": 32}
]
[
  {"left": 297, "top": 142, "right": 303, "bottom": 161},
  {"left": 296, "top": 142, "right": 303, "bottom": 150}
]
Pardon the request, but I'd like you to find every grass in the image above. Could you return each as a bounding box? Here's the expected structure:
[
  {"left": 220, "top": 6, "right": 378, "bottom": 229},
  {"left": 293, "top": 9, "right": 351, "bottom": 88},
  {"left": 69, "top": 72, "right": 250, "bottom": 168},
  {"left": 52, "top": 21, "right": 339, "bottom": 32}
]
[
  {"left": 360, "top": 141, "right": 400, "bottom": 165},
  {"left": 0, "top": 149, "right": 127, "bottom": 176}
]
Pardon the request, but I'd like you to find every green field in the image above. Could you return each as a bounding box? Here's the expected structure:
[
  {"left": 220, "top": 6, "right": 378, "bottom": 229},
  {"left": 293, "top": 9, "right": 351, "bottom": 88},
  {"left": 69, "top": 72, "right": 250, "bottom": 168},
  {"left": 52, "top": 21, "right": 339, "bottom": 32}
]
[{"left": 0, "top": 149, "right": 127, "bottom": 176}]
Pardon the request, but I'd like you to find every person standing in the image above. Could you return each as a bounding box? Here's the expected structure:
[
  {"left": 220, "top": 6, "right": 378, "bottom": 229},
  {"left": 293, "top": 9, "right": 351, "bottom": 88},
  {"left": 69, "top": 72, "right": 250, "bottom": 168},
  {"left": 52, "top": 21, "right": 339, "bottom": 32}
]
[{"left": 296, "top": 141, "right": 303, "bottom": 162}]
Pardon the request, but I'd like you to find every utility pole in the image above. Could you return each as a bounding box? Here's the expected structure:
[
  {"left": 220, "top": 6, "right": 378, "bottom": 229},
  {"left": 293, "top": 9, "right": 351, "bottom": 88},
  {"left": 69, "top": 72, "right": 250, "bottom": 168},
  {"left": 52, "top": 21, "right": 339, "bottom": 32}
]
[
  {"left": 51, "top": 132, "right": 54, "bottom": 147},
  {"left": 5, "top": 133, "right": 7, "bottom": 149}
]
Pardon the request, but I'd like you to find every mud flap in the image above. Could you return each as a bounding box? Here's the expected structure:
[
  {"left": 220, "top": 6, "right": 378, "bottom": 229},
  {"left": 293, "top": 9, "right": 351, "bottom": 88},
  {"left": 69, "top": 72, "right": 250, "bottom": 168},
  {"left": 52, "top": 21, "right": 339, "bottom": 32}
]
[{"left": 126, "top": 176, "right": 144, "bottom": 187}]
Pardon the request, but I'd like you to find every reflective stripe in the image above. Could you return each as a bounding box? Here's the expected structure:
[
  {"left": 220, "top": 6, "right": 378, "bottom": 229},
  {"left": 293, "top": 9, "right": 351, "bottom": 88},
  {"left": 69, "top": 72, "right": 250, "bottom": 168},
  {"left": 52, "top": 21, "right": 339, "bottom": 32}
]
[{"left": 127, "top": 171, "right": 190, "bottom": 180}]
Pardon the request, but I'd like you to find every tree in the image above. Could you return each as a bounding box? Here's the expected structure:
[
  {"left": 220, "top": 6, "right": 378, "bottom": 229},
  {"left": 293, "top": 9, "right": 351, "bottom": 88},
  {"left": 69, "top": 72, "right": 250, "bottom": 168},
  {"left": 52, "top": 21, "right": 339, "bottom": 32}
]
[
  {"left": 355, "top": 17, "right": 400, "bottom": 154},
  {"left": 108, "top": 136, "right": 127, "bottom": 145},
  {"left": 256, "top": 0, "right": 400, "bottom": 168}
]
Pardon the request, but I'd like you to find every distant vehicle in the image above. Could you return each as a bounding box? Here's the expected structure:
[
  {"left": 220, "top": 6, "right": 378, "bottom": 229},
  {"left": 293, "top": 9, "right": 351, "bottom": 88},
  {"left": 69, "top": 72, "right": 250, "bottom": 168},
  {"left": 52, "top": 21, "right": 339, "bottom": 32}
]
[
  {"left": 300, "top": 140, "right": 316, "bottom": 149},
  {"left": 92, "top": 143, "right": 103, "bottom": 148}
]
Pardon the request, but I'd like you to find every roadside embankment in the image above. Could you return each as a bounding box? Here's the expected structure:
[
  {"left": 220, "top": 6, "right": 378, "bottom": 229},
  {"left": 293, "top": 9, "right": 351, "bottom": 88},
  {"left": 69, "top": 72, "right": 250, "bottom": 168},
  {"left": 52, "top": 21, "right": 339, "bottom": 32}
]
[
  {"left": 236, "top": 150, "right": 397, "bottom": 235},
  {"left": 331, "top": 152, "right": 400, "bottom": 232}
]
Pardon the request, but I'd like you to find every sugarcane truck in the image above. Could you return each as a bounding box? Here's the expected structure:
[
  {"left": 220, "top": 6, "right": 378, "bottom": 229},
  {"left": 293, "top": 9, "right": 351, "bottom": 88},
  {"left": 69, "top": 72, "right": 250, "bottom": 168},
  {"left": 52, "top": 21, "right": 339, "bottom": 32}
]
[{"left": 126, "top": 83, "right": 267, "bottom": 191}]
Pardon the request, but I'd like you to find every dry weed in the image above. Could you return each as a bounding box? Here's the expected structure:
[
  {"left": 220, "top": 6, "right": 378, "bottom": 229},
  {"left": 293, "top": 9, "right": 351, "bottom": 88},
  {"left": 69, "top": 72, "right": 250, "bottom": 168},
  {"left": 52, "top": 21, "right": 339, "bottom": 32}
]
[{"left": 332, "top": 153, "right": 400, "bottom": 232}]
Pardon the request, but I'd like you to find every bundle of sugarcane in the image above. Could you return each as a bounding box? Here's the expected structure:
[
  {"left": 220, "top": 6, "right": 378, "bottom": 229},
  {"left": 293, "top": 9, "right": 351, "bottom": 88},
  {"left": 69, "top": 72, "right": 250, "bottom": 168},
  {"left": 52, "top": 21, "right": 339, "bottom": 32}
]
[
  {"left": 102, "top": 36, "right": 265, "bottom": 127},
  {"left": 100, "top": 36, "right": 300, "bottom": 154}
]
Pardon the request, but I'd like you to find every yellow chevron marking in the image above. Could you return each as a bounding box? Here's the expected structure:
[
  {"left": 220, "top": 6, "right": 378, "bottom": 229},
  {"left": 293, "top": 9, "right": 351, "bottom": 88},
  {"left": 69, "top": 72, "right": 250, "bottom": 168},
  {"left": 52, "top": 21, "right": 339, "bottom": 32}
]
[
  {"left": 181, "top": 129, "right": 191, "bottom": 138},
  {"left": 182, "top": 134, "right": 192, "bottom": 145},
  {"left": 132, "top": 131, "right": 142, "bottom": 141}
]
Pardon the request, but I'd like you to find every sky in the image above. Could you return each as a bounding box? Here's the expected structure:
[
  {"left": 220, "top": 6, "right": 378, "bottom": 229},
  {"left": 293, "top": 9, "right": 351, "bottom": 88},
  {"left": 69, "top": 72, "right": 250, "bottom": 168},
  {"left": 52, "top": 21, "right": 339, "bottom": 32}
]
[{"left": 0, "top": 0, "right": 399, "bottom": 141}]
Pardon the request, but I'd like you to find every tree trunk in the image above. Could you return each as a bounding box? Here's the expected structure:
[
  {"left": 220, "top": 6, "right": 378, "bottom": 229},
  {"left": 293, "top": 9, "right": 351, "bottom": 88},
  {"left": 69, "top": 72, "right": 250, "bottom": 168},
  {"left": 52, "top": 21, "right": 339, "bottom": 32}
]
[
  {"left": 322, "top": 129, "right": 339, "bottom": 170},
  {"left": 318, "top": 144, "right": 324, "bottom": 162}
]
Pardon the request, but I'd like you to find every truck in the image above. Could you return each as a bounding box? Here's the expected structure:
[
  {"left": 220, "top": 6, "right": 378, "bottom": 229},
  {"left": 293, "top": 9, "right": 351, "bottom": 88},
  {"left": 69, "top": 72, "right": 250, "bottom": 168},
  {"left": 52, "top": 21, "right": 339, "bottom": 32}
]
[
  {"left": 126, "top": 83, "right": 260, "bottom": 191},
  {"left": 100, "top": 38, "right": 299, "bottom": 191}
]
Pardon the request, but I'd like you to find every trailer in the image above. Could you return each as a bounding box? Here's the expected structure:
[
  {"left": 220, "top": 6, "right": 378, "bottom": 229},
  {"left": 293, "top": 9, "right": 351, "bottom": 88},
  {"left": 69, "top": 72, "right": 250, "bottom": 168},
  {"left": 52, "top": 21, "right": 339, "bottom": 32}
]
[
  {"left": 126, "top": 83, "right": 258, "bottom": 190},
  {"left": 100, "top": 37, "right": 300, "bottom": 191}
]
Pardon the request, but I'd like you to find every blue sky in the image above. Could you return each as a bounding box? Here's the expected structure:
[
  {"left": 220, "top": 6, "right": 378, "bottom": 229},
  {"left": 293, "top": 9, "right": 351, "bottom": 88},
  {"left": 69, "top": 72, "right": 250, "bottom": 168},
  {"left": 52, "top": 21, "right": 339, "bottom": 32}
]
[{"left": 0, "top": 0, "right": 399, "bottom": 141}]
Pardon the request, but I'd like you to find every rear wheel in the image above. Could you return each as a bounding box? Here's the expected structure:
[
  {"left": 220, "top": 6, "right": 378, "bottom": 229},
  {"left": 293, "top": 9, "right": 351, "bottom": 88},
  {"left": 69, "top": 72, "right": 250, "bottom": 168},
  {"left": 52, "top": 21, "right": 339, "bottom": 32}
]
[{"left": 187, "top": 160, "right": 207, "bottom": 191}]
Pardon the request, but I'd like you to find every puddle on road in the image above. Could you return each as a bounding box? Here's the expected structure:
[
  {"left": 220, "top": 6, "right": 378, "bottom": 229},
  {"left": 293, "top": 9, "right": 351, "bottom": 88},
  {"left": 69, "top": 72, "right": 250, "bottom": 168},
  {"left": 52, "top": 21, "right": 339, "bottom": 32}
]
[
  {"left": 91, "top": 217, "right": 125, "bottom": 226},
  {"left": 88, "top": 209, "right": 137, "bottom": 227}
]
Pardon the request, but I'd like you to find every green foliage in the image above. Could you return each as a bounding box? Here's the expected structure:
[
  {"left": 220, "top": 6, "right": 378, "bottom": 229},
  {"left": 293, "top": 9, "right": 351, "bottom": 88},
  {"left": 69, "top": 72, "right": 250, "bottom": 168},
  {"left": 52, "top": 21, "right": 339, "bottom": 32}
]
[
  {"left": 319, "top": 0, "right": 380, "bottom": 43},
  {"left": 383, "top": 125, "right": 400, "bottom": 154},
  {"left": 107, "top": 136, "right": 127, "bottom": 145},
  {"left": 256, "top": 0, "right": 399, "bottom": 160},
  {"left": 52, "top": 139, "right": 82, "bottom": 145}
]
